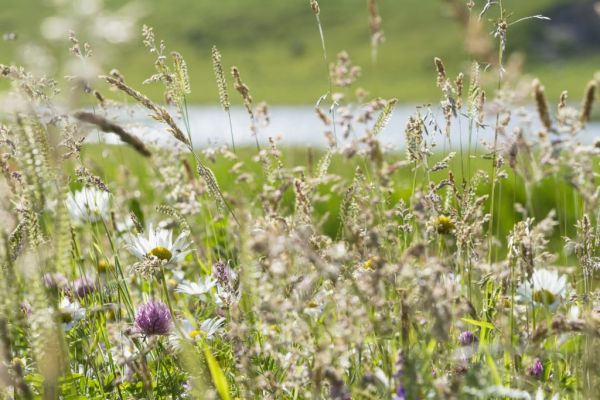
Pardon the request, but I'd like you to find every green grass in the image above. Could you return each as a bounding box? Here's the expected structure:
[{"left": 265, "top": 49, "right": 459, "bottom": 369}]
[
  {"left": 1, "top": 0, "right": 597, "bottom": 103},
  {"left": 2, "top": 2, "right": 600, "bottom": 398},
  {"left": 81, "top": 143, "right": 592, "bottom": 261}
]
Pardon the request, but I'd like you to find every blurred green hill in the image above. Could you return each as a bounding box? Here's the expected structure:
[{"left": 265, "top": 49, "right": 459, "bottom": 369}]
[{"left": 1, "top": 0, "right": 598, "bottom": 104}]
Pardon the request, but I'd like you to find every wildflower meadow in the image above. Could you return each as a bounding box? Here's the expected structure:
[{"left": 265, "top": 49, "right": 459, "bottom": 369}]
[{"left": 0, "top": 0, "right": 599, "bottom": 399}]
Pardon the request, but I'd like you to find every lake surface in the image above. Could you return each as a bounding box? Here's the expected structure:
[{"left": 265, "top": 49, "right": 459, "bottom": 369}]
[{"left": 105, "top": 105, "right": 600, "bottom": 150}]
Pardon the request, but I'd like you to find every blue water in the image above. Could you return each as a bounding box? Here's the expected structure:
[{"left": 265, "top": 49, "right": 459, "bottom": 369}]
[{"left": 97, "top": 105, "right": 600, "bottom": 149}]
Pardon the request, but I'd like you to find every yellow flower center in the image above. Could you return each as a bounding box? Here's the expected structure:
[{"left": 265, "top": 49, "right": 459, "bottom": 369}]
[
  {"left": 189, "top": 330, "right": 203, "bottom": 339},
  {"left": 97, "top": 259, "right": 110, "bottom": 273},
  {"left": 436, "top": 215, "right": 454, "bottom": 234},
  {"left": 61, "top": 312, "right": 73, "bottom": 323},
  {"left": 148, "top": 246, "right": 172, "bottom": 261},
  {"left": 167, "top": 278, "right": 178, "bottom": 290},
  {"left": 533, "top": 289, "right": 556, "bottom": 305}
]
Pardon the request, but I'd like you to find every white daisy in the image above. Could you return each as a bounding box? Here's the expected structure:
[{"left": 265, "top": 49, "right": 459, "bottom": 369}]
[
  {"left": 185, "top": 317, "right": 224, "bottom": 340},
  {"left": 115, "top": 217, "right": 136, "bottom": 234},
  {"left": 59, "top": 298, "right": 86, "bottom": 331},
  {"left": 176, "top": 276, "right": 217, "bottom": 300},
  {"left": 518, "top": 268, "right": 567, "bottom": 308},
  {"left": 124, "top": 224, "right": 192, "bottom": 266},
  {"left": 169, "top": 317, "right": 225, "bottom": 349},
  {"left": 66, "top": 187, "right": 110, "bottom": 223}
]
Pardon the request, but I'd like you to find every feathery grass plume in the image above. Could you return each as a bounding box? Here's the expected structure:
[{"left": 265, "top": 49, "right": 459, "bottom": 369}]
[
  {"left": 434, "top": 57, "right": 447, "bottom": 89},
  {"left": 557, "top": 90, "right": 568, "bottom": 126},
  {"left": 29, "top": 118, "right": 51, "bottom": 170},
  {"left": 129, "top": 211, "right": 144, "bottom": 234},
  {"left": 232, "top": 66, "right": 260, "bottom": 149},
  {"left": 579, "top": 80, "right": 597, "bottom": 125},
  {"left": 339, "top": 166, "right": 364, "bottom": 236},
  {"left": 58, "top": 119, "right": 86, "bottom": 160},
  {"left": 172, "top": 51, "right": 191, "bottom": 96},
  {"left": 294, "top": 177, "right": 313, "bottom": 225},
  {"left": 142, "top": 25, "right": 185, "bottom": 107},
  {"left": 93, "top": 89, "right": 105, "bottom": 106},
  {"left": 24, "top": 208, "right": 45, "bottom": 249},
  {"left": 314, "top": 105, "right": 332, "bottom": 125},
  {"left": 558, "top": 90, "right": 568, "bottom": 112},
  {"left": 467, "top": 61, "right": 481, "bottom": 113},
  {"left": 196, "top": 162, "right": 225, "bottom": 209},
  {"left": 14, "top": 117, "right": 47, "bottom": 210},
  {"left": 405, "top": 112, "right": 426, "bottom": 163},
  {"left": 431, "top": 152, "right": 457, "bottom": 172},
  {"left": 0, "top": 234, "right": 18, "bottom": 319},
  {"left": 310, "top": 0, "right": 320, "bottom": 15},
  {"left": 367, "top": 0, "right": 385, "bottom": 63},
  {"left": 455, "top": 72, "right": 464, "bottom": 110},
  {"left": 532, "top": 78, "right": 552, "bottom": 131},
  {"left": 316, "top": 148, "right": 333, "bottom": 178},
  {"left": 73, "top": 111, "right": 152, "bottom": 157},
  {"left": 156, "top": 205, "right": 191, "bottom": 233},
  {"left": 8, "top": 220, "right": 27, "bottom": 262},
  {"left": 231, "top": 66, "right": 253, "bottom": 117},
  {"left": 75, "top": 166, "right": 110, "bottom": 192},
  {"left": 476, "top": 89, "right": 486, "bottom": 126},
  {"left": 142, "top": 24, "right": 157, "bottom": 51},
  {"left": 212, "top": 47, "right": 230, "bottom": 112},
  {"left": 0, "top": 125, "right": 21, "bottom": 192},
  {"left": 494, "top": 18, "right": 508, "bottom": 68},
  {"left": 255, "top": 101, "right": 270, "bottom": 127},
  {"left": 330, "top": 51, "right": 361, "bottom": 87},
  {"left": 565, "top": 215, "right": 599, "bottom": 280},
  {"left": 260, "top": 137, "right": 284, "bottom": 184},
  {"left": 433, "top": 57, "right": 456, "bottom": 136},
  {"left": 370, "top": 98, "right": 398, "bottom": 136},
  {"left": 195, "top": 156, "right": 239, "bottom": 223},
  {"left": 68, "top": 30, "right": 91, "bottom": 59},
  {"left": 212, "top": 46, "right": 237, "bottom": 152},
  {"left": 103, "top": 75, "right": 191, "bottom": 147}
]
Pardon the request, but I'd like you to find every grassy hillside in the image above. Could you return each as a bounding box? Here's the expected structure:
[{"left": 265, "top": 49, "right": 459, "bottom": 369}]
[{"left": 0, "top": 0, "right": 598, "bottom": 103}]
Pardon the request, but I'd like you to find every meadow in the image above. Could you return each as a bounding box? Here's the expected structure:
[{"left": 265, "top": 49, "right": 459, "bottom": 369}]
[
  {"left": 1, "top": 0, "right": 600, "bottom": 103},
  {"left": 0, "top": 0, "right": 599, "bottom": 399}
]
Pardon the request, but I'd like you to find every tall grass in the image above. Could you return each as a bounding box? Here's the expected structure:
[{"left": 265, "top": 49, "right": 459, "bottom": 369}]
[{"left": 0, "top": 1, "right": 598, "bottom": 399}]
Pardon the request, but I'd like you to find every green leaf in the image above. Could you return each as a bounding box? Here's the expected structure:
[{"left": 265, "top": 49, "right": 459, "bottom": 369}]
[
  {"left": 203, "top": 344, "right": 231, "bottom": 400},
  {"left": 461, "top": 317, "right": 495, "bottom": 330}
]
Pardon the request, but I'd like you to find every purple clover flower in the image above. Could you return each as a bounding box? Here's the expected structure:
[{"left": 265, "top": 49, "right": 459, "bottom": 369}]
[
  {"left": 135, "top": 300, "right": 172, "bottom": 336},
  {"left": 528, "top": 358, "right": 544, "bottom": 379},
  {"left": 458, "top": 330, "right": 477, "bottom": 346},
  {"left": 73, "top": 277, "right": 96, "bottom": 298}
]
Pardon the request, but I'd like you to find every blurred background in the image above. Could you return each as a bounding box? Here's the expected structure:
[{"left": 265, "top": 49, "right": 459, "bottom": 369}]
[{"left": 1, "top": 0, "right": 599, "bottom": 105}]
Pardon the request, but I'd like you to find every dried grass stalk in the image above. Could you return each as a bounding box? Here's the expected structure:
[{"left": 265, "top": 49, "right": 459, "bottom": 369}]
[
  {"left": 579, "top": 80, "right": 597, "bottom": 125},
  {"left": 74, "top": 111, "right": 152, "bottom": 157},
  {"left": 532, "top": 79, "right": 552, "bottom": 131},
  {"left": 103, "top": 75, "right": 191, "bottom": 147}
]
